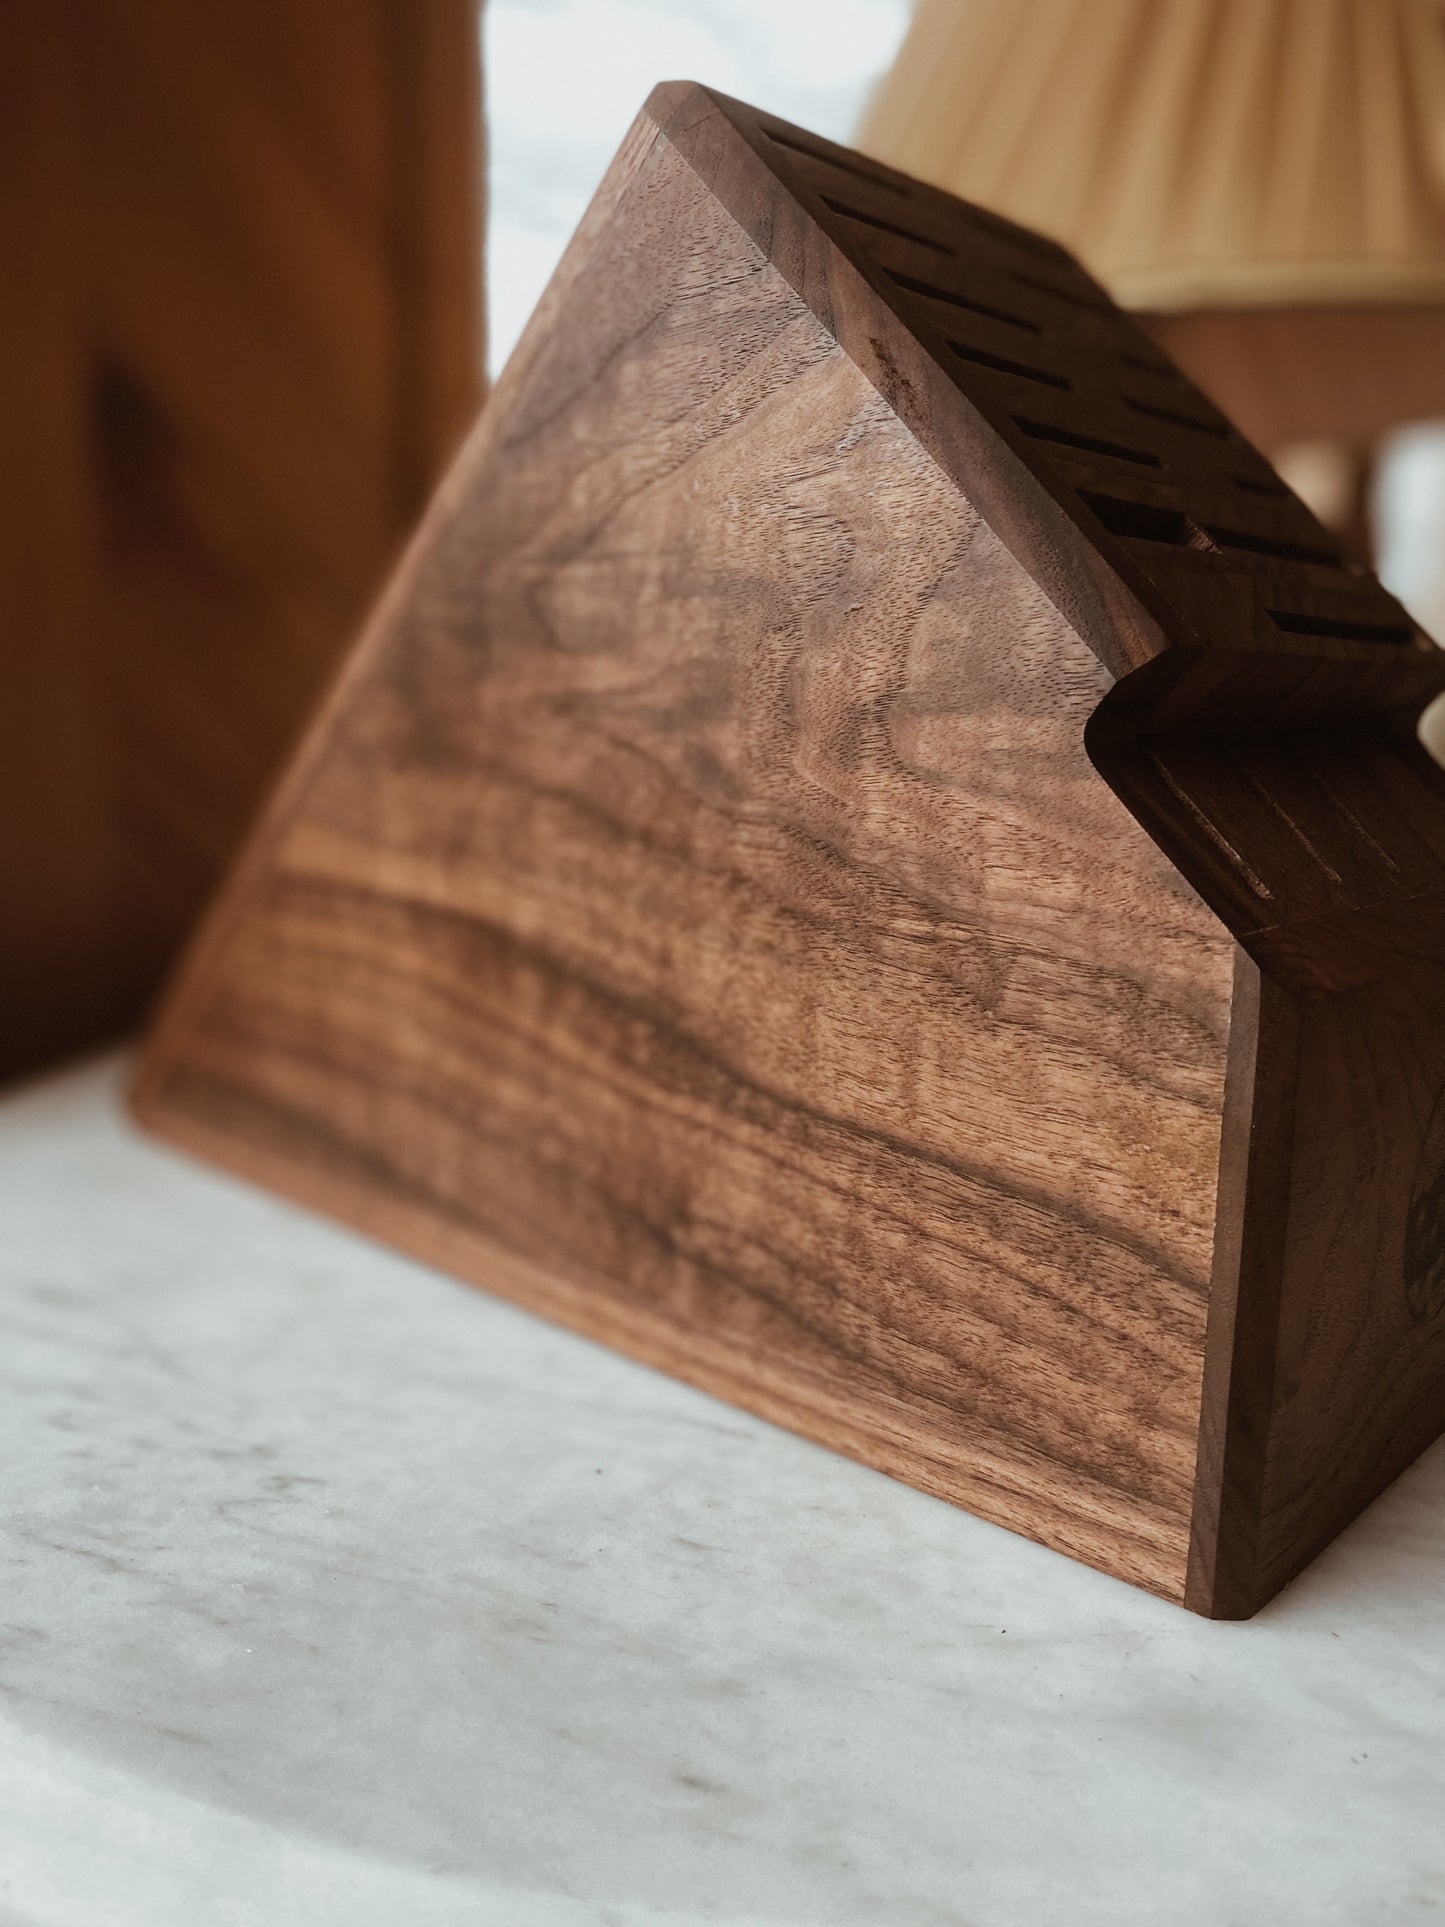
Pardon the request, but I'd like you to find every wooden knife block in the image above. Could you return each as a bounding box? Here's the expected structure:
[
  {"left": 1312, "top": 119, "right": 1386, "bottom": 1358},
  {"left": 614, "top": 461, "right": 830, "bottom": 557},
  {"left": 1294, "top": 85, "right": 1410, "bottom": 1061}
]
[{"left": 133, "top": 84, "right": 1445, "bottom": 1617}]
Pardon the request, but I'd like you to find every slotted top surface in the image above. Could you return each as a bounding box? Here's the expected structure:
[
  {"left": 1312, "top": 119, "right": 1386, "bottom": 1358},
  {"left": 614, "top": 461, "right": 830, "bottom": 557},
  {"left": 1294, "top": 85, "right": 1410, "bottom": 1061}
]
[{"left": 685, "top": 89, "right": 1428, "bottom": 669}]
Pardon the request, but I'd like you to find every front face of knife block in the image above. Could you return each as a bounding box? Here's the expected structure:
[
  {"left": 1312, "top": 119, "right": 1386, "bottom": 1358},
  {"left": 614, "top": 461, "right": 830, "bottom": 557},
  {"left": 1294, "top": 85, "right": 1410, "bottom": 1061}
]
[{"left": 134, "top": 85, "right": 1445, "bottom": 1617}]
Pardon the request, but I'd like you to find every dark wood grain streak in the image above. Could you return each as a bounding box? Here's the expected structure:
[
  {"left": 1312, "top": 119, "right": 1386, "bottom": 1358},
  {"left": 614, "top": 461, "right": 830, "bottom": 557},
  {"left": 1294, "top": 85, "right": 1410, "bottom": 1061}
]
[{"left": 136, "top": 86, "right": 1445, "bottom": 1616}]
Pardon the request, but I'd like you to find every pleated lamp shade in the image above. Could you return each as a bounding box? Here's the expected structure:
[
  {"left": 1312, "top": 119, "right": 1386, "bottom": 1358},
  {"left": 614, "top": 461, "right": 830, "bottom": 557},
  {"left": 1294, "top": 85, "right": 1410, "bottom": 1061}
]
[
  {"left": 860, "top": 0, "right": 1445, "bottom": 312},
  {"left": 858, "top": 0, "right": 1445, "bottom": 511}
]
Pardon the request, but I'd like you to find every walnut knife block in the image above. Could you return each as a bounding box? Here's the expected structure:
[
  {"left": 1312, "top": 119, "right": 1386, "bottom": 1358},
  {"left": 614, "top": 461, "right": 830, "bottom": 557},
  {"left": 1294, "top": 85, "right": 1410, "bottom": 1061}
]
[{"left": 133, "top": 84, "right": 1445, "bottom": 1617}]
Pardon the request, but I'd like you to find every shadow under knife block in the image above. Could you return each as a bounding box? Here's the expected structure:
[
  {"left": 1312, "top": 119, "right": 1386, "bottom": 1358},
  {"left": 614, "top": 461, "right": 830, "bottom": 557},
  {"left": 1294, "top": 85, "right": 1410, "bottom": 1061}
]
[{"left": 133, "top": 84, "right": 1445, "bottom": 1618}]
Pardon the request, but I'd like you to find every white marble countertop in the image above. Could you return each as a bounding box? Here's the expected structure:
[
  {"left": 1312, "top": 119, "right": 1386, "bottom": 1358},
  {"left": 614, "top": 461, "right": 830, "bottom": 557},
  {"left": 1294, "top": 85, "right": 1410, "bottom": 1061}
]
[{"left": 3, "top": 1054, "right": 1444, "bottom": 1925}]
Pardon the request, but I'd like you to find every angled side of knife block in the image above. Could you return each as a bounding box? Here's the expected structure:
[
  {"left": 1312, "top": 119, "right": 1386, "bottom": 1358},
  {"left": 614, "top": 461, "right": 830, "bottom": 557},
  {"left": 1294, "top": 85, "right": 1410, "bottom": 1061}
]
[{"left": 133, "top": 83, "right": 1445, "bottom": 1617}]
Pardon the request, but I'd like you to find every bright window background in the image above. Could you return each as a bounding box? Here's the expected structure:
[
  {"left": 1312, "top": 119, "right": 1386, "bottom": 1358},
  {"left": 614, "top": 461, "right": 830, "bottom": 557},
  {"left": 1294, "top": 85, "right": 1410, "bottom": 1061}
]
[{"left": 484, "top": 0, "right": 911, "bottom": 375}]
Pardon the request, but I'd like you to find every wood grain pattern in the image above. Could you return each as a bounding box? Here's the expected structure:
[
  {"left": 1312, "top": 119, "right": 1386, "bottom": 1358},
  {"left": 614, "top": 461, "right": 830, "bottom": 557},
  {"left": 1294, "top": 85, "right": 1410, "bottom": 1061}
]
[
  {"left": 136, "top": 85, "right": 1445, "bottom": 1616},
  {"left": 0, "top": 0, "right": 483, "bottom": 1085}
]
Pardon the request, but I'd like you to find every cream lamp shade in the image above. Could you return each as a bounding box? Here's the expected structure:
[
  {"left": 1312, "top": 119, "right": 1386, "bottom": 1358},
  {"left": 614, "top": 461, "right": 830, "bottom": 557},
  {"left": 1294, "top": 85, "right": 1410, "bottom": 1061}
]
[
  {"left": 859, "top": 0, "right": 1445, "bottom": 535},
  {"left": 859, "top": 0, "right": 1445, "bottom": 313}
]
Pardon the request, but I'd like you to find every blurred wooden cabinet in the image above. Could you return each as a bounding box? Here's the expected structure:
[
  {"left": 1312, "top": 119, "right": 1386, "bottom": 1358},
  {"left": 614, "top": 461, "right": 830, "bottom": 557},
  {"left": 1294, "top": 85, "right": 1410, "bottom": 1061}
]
[{"left": 0, "top": 1, "right": 484, "bottom": 1083}]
